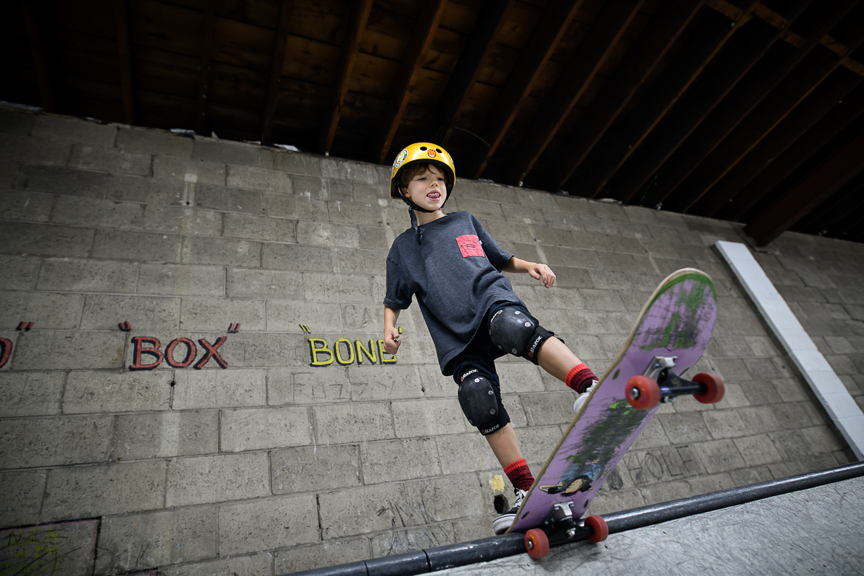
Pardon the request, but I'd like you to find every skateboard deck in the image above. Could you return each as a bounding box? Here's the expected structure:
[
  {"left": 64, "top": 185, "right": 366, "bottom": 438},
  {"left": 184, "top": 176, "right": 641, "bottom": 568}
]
[{"left": 509, "top": 268, "right": 719, "bottom": 538}]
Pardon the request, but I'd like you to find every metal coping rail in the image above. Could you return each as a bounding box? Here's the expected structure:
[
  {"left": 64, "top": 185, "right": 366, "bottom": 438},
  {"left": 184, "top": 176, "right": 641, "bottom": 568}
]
[{"left": 285, "top": 461, "right": 864, "bottom": 576}]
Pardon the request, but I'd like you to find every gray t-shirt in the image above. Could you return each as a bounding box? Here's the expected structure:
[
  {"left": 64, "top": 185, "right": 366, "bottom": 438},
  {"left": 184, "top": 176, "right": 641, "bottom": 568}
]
[{"left": 384, "top": 211, "right": 524, "bottom": 374}]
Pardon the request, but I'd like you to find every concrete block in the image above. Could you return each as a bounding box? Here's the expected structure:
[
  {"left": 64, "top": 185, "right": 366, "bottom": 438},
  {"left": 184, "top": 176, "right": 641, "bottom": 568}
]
[
  {"left": 192, "top": 138, "right": 260, "bottom": 167},
  {"left": 221, "top": 406, "right": 311, "bottom": 452},
  {"left": 290, "top": 175, "right": 327, "bottom": 199},
  {"left": 112, "top": 411, "right": 219, "bottom": 460},
  {"left": 353, "top": 181, "right": 387, "bottom": 203},
  {"left": 0, "top": 372, "right": 63, "bottom": 417},
  {"left": 801, "top": 425, "right": 846, "bottom": 454},
  {"left": 268, "top": 367, "right": 351, "bottom": 405},
  {"left": 321, "top": 158, "right": 379, "bottom": 185},
  {"left": 702, "top": 410, "right": 748, "bottom": 439},
  {"left": 64, "top": 370, "right": 172, "bottom": 414},
  {"left": 227, "top": 164, "right": 293, "bottom": 193},
  {"left": 218, "top": 494, "right": 319, "bottom": 554},
  {"left": 0, "top": 519, "right": 99, "bottom": 576},
  {"left": 328, "top": 200, "right": 385, "bottom": 226},
  {"left": 32, "top": 115, "right": 117, "bottom": 146},
  {"left": 0, "top": 470, "right": 45, "bottom": 527},
  {"left": 733, "top": 434, "right": 783, "bottom": 466},
  {"left": 0, "top": 255, "right": 40, "bottom": 290},
  {"left": 13, "top": 331, "right": 126, "bottom": 370},
  {"left": 260, "top": 149, "right": 322, "bottom": 176},
  {"left": 347, "top": 364, "right": 423, "bottom": 401},
  {"left": 152, "top": 155, "right": 226, "bottom": 185},
  {"left": 585, "top": 489, "right": 645, "bottom": 516},
  {"left": 194, "top": 184, "right": 263, "bottom": 214},
  {"left": 0, "top": 134, "right": 71, "bottom": 167},
  {"left": 0, "top": 415, "right": 112, "bottom": 467},
  {"left": 297, "top": 220, "right": 360, "bottom": 248},
  {"left": 152, "top": 194, "right": 210, "bottom": 232},
  {"left": 275, "top": 538, "right": 371, "bottom": 575},
  {"left": 172, "top": 369, "right": 267, "bottom": 409},
  {"left": 217, "top": 333, "right": 308, "bottom": 368},
  {"left": 341, "top": 303, "right": 384, "bottom": 333},
  {"left": 158, "top": 552, "right": 272, "bottom": 576},
  {"left": 695, "top": 439, "right": 747, "bottom": 474},
  {"left": 107, "top": 174, "right": 185, "bottom": 204},
  {"left": 224, "top": 212, "right": 296, "bottom": 242},
  {"left": 262, "top": 193, "right": 329, "bottom": 221},
  {"left": 14, "top": 165, "right": 110, "bottom": 197},
  {"left": 139, "top": 264, "right": 226, "bottom": 296},
  {"left": 333, "top": 248, "right": 387, "bottom": 276},
  {"left": 314, "top": 403, "right": 396, "bottom": 443},
  {"left": 262, "top": 243, "right": 333, "bottom": 271},
  {"left": 371, "top": 523, "right": 456, "bottom": 559},
  {"left": 737, "top": 405, "right": 784, "bottom": 434},
  {"left": 165, "top": 452, "right": 269, "bottom": 507},
  {"left": 227, "top": 268, "right": 303, "bottom": 299},
  {"left": 392, "top": 398, "right": 466, "bottom": 438},
  {"left": 0, "top": 222, "right": 94, "bottom": 258},
  {"left": 435, "top": 433, "right": 501, "bottom": 475},
  {"left": 0, "top": 292, "right": 82, "bottom": 329},
  {"left": 0, "top": 107, "right": 35, "bottom": 135},
  {"left": 180, "top": 297, "right": 264, "bottom": 331},
  {"left": 69, "top": 144, "right": 151, "bottom": 176},
  {"left": 87, "top": 292, "right": 176, "bottom": 332},
  {"left": 0, "top": 190, "right": 53, "bottom": 221},
  {"left": 304, "top": 273, "right": 374, "bottom": 303},
  {"left": 37, "top": 258, "right": 138, "bottom": 293},
  {"left": 271, "top": 444, "right": 362, "bottom": 493},
  {"left": 182, "top": 236, "right": 260, "bottom": 267},
  {"left": 95, "top": 507, "right": 215, "bottom": 575},
  {"left": 361, "top": 437, "right": 442, "bottom": 484},
  {"left": 116, "top": 127, "right": 193, "bottom": 157},
  {"left": 520, "top": 392, "right": 579, "bottom": 426},
  {"left": 41, "top": 460, "right": 167, "bottom": 521},
  {"left": 93, "top": 229, "right": 182, "bottom": 262}
]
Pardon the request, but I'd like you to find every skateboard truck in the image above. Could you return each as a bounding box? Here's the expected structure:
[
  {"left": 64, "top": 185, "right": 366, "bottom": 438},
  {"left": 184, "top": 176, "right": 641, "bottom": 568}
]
[
  {"left": 523, "top": 503, "right": 608, "bottom": 558},
  {"left": 626, "top": 356, "right": 725, "bottom": 410}
]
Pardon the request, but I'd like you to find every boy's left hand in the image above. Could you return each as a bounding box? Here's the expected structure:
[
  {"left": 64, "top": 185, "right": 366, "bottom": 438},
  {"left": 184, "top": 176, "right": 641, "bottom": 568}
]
[{"left": 529, "top": 263, "right": 556, "bottom": 288}]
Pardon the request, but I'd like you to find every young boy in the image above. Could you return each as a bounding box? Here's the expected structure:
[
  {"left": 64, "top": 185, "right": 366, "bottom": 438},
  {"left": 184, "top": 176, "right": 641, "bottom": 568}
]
[{"left": 382, "top": 142, "right": 598, "bottom": 535}]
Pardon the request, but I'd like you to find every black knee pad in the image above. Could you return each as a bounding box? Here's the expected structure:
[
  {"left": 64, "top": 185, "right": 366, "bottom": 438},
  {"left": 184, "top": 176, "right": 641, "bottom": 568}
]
[
  {"left": 489, "top": 307, "right": 555, "bottom": 364},
  {"left": 457, "top": 371, "right": 506, "bottom": 435}
]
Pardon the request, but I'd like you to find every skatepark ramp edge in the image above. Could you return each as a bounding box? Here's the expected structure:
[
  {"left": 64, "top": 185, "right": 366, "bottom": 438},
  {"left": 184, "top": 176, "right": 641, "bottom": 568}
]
[{"left": 283, "top": 461, "right": 864, "bottom": 576}]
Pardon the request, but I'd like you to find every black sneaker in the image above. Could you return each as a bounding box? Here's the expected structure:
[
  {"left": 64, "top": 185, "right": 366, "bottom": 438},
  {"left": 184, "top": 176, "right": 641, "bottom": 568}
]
[{"left": 492, "top": 488, "right": 527, "bottom": 535}]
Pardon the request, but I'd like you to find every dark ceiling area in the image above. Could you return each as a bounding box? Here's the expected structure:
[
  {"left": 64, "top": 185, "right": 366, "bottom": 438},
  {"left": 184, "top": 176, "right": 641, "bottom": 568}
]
[{"left": 2, "top": 0, "right": 864, "bottom": 246}]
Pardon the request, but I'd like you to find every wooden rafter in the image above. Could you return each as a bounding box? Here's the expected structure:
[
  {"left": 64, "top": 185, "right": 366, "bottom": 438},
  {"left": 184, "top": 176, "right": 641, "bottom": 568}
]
[
  {"left": 795, "top": 174, "right": 864, "bottom": 235},
  {"left": 115, "top": 0, "right": 136, "bottom": 125},
  {"left": 431, "top": 0, "right": 514, "bottom": 146},
  {"left": 262, "top": 0, "right": 294, "bottom": 146},
  {"left": 21, "top": 1, "right": 57, "bottom": 113},
  {"left": 532, "top": 0, "right": 702, "bottom": 190},
  {"left": 371, "top": 0, "right": 448, "bottom": 164},
  {"left": 569, "top": 3, "right": 757, "bottom": 197},
  {"left": 505, "top": 0, "right": 648, "bottom": 186},
  {"left": 720, "top": 80, "right": 864, "bottom": 221},
  {"left": 470, "top": 0, "right": 585, "bottom": 178},
  {"left": 318, "top": 0, "right": 373, "bottom": 155},
  {"left": 744, "top": 128, "right": 864, "bottom": 246},
  {"left": 196, "top": 1, "right": 216, "bottom": 136},
  {"left": 651, "top": 0, "right": 859, "bottom": 212},
  {"left": 606, "top": 0, "right": 814, "bottom": 204}
]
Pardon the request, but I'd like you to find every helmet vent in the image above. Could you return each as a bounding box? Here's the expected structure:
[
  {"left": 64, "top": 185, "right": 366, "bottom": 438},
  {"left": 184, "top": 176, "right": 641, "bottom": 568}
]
[{"left": 419, "top": 146, "right": 428, "bottom": 151}]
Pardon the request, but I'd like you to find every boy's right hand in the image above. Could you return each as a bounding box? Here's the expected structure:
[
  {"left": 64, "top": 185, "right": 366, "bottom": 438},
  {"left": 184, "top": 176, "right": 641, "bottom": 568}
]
[{"left": 383, "top": 326, "right": 401, "bottom": 355}]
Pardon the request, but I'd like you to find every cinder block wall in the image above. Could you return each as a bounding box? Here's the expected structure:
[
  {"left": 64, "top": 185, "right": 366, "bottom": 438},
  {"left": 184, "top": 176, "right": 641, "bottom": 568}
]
[{"left": 0, "top": 107, "right": 860, "bottom": 575}]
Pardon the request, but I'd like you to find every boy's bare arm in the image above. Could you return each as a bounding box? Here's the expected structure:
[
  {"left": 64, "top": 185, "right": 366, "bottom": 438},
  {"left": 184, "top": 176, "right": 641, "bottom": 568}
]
[
  {"left": 503, "top": 257, "right": 557, "bottom": 288},
  {"left": 383, "top": 305, "right": 402, "bottom": 355}
]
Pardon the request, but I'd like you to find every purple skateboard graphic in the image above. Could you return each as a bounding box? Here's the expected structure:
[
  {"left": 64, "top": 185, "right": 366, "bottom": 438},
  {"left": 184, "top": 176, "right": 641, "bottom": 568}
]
[{"left": 510, "top": 269, "right": 719, "bottom": 537}]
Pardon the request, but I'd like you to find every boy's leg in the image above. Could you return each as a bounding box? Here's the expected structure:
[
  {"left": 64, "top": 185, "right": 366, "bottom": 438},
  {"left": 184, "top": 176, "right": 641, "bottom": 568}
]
[
  {"left": 535, "top": 336, "right": 597, "bottom": 394},
  {"left": 485, "top": 423, "right": 523, "bottom": 468}
]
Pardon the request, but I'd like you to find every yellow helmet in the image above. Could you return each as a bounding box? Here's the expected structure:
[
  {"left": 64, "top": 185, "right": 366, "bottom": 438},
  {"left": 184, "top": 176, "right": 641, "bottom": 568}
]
[{"left": 389, "top": 142, "right": 456, "bottom": 200}]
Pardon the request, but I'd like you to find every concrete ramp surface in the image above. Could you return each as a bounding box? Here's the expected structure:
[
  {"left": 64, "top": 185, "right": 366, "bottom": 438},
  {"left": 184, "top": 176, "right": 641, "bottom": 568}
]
[{"left": 435, "top": 475, "right": 864, "bottom": 576}]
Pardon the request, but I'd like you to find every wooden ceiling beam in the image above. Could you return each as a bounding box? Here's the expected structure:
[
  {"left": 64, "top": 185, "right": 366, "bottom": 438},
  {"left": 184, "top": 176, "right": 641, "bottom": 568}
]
[
  {"left": 21, "top": 1, "right": 58, "bottom": 113},
  {"left": 371, "top": 0, "right": 448, "bottom": 165},
  {"left": 505, "top": 0, "right": 649, "bottom": 186},
  {"left": 533, "top": 0, "right": 702, "bottom": 190},
  {"left": 431, "top": 0, "right": 514, "bottom": 146},
  {"left": 651, "top": 0, "right": 860, "bottom": 212},
  {"left": 744, "top": 128, "right": 864, "bottom": 246},
  {"left": 569, "top": 3, "right": 757, "bottom": 198},
  {"left": 606, "top": 0, "right": 813, "bottom": 204},
  {"left": 795, "top": 174, "right": 864, "bottom": 235},
  {"left": 470, "top": 0, "right": 585, "bottom": 178},
  {"left": 196, "top": 1, "right": 216, "bottom": 136},
  {"left": 318, "top": 0, "right": 373, "bottom": 155},
  {"left": 261, "top": 0, "right": 294, "bottom": 146},
  {"left": 720, "top": 80, "right": 864, "bottom": 221},
  {"left": 115, "top": 0, "right": 136, "bottom": 125}
]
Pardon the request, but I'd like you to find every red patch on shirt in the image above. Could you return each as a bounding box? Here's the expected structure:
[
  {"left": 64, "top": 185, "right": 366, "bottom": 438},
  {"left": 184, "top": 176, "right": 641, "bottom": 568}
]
[{"left": 456, "top": 235, "right": 484, "bottom": 258}]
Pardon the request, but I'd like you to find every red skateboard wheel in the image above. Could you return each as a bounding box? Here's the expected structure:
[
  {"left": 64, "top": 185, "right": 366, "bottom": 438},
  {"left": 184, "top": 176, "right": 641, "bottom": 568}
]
[
  {"left": 693, "top": 372, "right": 725, "bottom": 404},
  {"left": 626, "top": 376, "right": 660, "bottom": 409},
  {"left": 525, "top": 528, "right": 549, "bottom": 558},
  {"left": 586, "top": 515, "right": 609, "bottom": 543}
]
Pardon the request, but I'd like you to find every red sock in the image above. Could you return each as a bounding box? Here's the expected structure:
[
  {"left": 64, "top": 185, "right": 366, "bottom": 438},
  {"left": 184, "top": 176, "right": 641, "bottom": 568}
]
[
  {"left": 566, "top": 363, "right": 598, "bottom": 394},
  {"left": 504, "top": 458, "right": 534, "bottom": 491}
]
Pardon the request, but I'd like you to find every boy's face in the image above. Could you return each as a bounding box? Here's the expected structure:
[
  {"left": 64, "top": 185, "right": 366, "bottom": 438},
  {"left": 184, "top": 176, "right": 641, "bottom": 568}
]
[{"left": 400, "top": 165, "right": 448, "bottom": 211}]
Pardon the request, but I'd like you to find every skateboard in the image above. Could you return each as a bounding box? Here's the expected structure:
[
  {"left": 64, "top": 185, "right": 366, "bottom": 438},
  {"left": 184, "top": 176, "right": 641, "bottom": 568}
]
[{"left": 508, "top": 268, "right": 725, "bottom": 558}]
